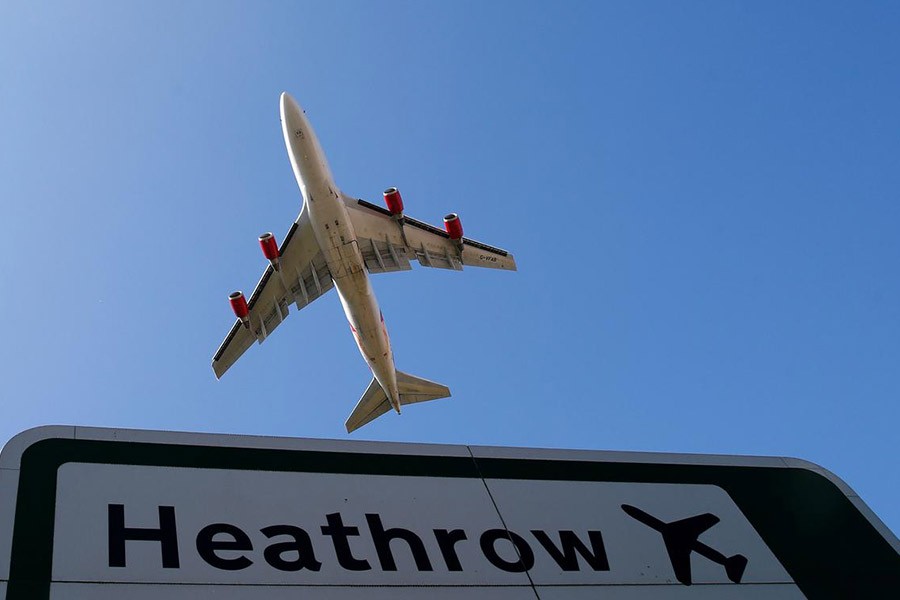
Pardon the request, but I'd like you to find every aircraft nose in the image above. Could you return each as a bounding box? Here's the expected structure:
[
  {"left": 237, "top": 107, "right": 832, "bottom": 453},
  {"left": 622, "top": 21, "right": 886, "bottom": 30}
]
[{"left": 280, "top": 92, "right": 304, "bottom": 127}]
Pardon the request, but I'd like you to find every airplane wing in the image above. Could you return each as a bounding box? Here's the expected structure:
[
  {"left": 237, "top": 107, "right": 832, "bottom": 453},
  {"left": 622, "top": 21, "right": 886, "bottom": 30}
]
[
  {"left": 662, "top": 513, "right": 720, "bottom": 585},
  {"left": 212, "top": 209, "right": 332, "bottom": 378},
  {"left": 667, "top": 512, "right": 720, "bottom": 542},
  {"left": 345, "top": 197, "right": 517, "bottom": 273},
  {"left": 663, "top": 540, "right": 694, "bottom": 585}
]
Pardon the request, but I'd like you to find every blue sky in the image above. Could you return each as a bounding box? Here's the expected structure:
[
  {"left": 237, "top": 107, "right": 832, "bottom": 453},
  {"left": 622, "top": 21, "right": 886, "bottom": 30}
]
[{"left": 1, "top": 1, "right": 897, "bottom": 535}]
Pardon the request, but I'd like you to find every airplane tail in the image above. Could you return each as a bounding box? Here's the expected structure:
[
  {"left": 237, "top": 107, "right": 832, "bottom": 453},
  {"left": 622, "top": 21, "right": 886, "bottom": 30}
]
[
  {"left": 724, "top": 554, "right": 748, "bottom": 583},
  {"left": 345, "top": 371, "right": 450, "bottom": 433}
]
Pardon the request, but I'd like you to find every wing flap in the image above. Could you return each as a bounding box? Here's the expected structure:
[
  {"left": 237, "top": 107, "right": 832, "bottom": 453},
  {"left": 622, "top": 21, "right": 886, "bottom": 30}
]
[
  {"left": 358, "top": 236, "right": 412, "bottom": 274},
  {"left": 409, "top": 241, "right": 463, "bottom": 271},
  {"left": 287, "top": 254, "right": 334, "bottom": 309},
  {"left": 247, "top": 266, "right": 293, "bottom": 343}
]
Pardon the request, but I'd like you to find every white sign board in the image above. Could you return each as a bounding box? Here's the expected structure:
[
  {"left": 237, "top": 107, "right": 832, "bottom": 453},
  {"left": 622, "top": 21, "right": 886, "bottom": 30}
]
[{"left": 1, "top": 427, "right": 897, "bottom": 599}]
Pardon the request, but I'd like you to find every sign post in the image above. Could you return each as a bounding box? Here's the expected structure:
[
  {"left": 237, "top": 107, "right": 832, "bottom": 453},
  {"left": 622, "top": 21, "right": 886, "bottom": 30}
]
[{"left": 1, "top": 426, "right": 897, "bottom": 598}]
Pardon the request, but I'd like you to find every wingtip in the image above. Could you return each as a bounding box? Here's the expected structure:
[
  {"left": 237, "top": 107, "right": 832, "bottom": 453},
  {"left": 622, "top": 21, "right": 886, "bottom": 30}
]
[{"left": 211, "top": 361, "right": 225, "bottom": 380}]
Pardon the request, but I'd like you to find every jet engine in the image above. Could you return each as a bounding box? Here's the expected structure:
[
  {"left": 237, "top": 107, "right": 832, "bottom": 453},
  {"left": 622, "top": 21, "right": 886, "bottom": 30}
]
[
  {"left": 443, "top": 213, "right": 464, "bottom": 240},
  {"left": 383, "top": 187, "right": 404, "bottom": 216},
  {"left": 229, "top": 291, "right": 250, "bottom": 327},
  {"left": 259, "top": 232, "right": 280, "bottom": 270}
]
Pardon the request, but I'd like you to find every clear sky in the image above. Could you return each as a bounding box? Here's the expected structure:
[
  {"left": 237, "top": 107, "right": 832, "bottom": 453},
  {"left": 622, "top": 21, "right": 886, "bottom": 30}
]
[{"left": 1, "top": 1, "right": 897, "bottom": 535}]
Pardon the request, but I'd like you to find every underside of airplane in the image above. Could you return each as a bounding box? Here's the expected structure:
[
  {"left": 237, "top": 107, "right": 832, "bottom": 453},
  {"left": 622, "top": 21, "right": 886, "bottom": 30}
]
[{"left": 212, "top": 93, "right": 516, "bottom": 432}]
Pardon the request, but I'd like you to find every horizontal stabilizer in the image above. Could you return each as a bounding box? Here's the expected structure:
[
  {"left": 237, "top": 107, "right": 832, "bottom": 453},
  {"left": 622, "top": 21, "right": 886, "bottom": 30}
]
[
  {"left": 345, "top": 378, "right": 391, "bottom": 433},
  {"left": 725, "top": 554, "right": 748, "bottom": 583},
  {"left": 345, "top": 371, "right": 451, "bottom": 433},
  {"left": 396, "top": 370, "right": 451, "bottom": 405}
]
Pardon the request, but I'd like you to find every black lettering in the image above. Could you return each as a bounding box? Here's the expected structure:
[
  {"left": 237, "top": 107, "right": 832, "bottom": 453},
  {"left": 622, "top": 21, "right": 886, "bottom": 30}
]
[
  {"left": 434, "top": 529, "right": 467, "bottom": 571},
  {"left": 366, "top": 514, "right": 432, "bottom": 571},
  {"left": 196, "top": 523, "right": 253, "bottom": 570},
  {"left": 321, "top": 512, "right": 371, "bottom": 571},
  {"left": 531, "top": 530, "right": 610, "bottom": 571},
  {"left": 480, "top": 529, "right": 534, "bottom": 572},
  {"left": 261, "top": 525, "right": 322, "bottom": 572},
  {"left": 108, "top": 504, "right": 179, "bottom": 568}
]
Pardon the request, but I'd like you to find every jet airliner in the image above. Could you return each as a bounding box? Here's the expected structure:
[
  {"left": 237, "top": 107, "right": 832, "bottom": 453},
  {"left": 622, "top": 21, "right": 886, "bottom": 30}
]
[{"left": 212, "top": 93, "right": 516, "bottom": 432}]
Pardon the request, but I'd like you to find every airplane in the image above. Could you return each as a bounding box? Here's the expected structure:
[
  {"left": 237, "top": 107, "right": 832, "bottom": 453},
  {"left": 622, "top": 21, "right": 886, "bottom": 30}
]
[
  {"left": 621, "top": 504, "right": 748, "bottom": 586},
  {"left": 212, "top": 92, "right": 516, "bottom": 432}
]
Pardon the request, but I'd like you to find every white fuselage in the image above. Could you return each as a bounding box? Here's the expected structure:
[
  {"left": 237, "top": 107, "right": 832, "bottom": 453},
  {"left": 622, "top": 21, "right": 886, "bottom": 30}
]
[{"left": 280, "top": 94, "right": 401, "bottom": 411}]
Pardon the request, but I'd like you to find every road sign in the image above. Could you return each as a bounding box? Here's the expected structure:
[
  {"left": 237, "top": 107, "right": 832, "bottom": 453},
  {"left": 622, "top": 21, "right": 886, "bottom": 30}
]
[{"left": 1, "top": 426, "right": 897, "bottom": 598}]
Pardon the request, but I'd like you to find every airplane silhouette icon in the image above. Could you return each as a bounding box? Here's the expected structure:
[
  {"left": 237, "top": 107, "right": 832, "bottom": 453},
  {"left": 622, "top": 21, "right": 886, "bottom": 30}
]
[{"left": 621, "top": 504, "right": 748, "bottom": 586}]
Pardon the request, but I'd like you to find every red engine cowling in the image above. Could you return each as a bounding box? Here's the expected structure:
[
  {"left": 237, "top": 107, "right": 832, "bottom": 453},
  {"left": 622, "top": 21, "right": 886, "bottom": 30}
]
[
  {"left": 259, "top": 232, "right": 279, "bottom": 260},
  {"left": 443, "top": 213, "right": 463, "bottom": 240},
  {"left": 229, "top": 291, "right": 250, "bottom": 323},
  {"left": 383, "top": 187, "right": 404, "bottom": 215}
]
